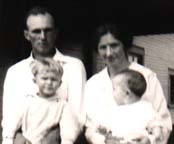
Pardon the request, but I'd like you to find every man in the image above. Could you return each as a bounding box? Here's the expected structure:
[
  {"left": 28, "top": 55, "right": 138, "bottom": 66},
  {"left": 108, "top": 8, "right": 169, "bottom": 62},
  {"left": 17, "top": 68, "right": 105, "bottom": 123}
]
[{"left": 2, "top": 6, "right": 86, "bottom": 144}]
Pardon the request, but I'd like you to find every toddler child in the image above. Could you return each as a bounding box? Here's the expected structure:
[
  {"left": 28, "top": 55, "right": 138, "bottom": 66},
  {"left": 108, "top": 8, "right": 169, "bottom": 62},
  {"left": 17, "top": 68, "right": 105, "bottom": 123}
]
[{"left": 2, "top": 58, "right": 79, "bottom": 144}]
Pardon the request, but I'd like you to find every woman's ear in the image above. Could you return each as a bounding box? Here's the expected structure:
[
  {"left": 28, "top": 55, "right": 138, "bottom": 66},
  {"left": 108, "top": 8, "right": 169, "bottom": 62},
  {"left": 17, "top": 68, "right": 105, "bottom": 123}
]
[{"left": 33, "top": 78, "right": 36, "bottom": 83}]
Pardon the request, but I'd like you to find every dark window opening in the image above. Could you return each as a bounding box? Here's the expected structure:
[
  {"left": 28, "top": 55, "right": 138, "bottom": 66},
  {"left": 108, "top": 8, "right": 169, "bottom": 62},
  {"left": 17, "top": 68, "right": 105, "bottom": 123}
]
[{"left": 128, "top": 45, "right": 144, "bottom": 65}]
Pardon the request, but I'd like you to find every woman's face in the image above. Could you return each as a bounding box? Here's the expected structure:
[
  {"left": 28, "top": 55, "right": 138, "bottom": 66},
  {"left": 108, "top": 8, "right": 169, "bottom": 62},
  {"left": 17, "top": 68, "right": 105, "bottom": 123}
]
[{"left": 97, "top": 33, "right": 126, "bottom": 66}]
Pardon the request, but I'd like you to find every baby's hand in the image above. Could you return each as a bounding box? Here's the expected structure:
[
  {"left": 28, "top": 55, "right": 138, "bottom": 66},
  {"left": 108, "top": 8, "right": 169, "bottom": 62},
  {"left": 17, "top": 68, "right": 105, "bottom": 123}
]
[
  {"left": 131, "top": 136, "right": 150, "bottom": 144},
  {"left": 105, "top": 132, "right": 124, "bottom": 144},
  {"left": 98, "top": 125, "right": 108, "bottom": 135}
]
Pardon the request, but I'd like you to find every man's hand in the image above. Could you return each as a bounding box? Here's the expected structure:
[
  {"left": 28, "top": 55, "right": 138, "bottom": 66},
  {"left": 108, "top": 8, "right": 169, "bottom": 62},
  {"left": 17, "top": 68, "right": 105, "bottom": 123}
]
[{"left": 41, "top": 126, "right": 60, "bottom": 144}]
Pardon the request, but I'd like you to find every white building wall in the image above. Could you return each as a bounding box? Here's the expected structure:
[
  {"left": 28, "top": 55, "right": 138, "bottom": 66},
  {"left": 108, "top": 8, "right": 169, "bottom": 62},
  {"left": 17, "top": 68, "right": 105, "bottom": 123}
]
[{"left": 133, "top": 34, "right": 174, "bottom": 123}]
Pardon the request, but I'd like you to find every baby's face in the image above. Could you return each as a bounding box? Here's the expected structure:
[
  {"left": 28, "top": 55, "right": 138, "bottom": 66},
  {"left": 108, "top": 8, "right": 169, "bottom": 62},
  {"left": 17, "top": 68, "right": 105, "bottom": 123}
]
[
  {"left": 112, "top": 74, "right": 129, "bottom": 105},
  {"left": 112, "top": 74, "right": 139, "bottom": 105},
  {"left": 34, "top": 68, "right": 61, "bottom": 97}
]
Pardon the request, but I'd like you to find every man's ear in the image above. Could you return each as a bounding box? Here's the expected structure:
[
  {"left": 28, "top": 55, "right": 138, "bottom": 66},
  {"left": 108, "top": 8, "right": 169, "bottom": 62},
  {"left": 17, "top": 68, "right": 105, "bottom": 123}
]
[{"left": 24, "top": 30, "right": 30, "bottom": 41}]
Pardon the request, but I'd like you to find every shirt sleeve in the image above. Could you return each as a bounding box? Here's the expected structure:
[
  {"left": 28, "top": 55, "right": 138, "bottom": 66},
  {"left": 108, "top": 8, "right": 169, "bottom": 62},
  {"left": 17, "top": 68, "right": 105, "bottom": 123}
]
[
  {"left": 84, "top": 80, "right": 106, "bottom": 144},
  {"left": 60, "top": 103, "right": 80, "bottom": 144},
  {"left": 66, "top": 60, "right": 87, "bottom": 126},
  {"left": 2, "top": 138, "right": 13, "bottom": 144},
  {"left": 83, "top": 76, "right": 100, "bottom": 125},
  {"left": 143, "top": 73, "right": 172, "bottom": 143},
  {"left": 2, "top": 68, "right": 24, "bottom": 144}
]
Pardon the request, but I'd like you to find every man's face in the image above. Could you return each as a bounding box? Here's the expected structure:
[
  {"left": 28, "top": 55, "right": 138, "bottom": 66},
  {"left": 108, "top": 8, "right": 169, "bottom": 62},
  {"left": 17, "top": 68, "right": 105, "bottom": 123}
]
[
  {"left": 24, "top": 13, "right": 57, "bottom": 56},
  {"left": 98, "top": 33, "right": 126, "bottom": 67}
]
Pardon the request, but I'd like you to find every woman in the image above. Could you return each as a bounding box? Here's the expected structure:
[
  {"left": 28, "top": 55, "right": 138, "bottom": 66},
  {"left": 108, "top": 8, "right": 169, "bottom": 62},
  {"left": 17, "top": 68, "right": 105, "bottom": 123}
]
[{"left": 84, "top": 24, "right": 172, "bottom": 144}]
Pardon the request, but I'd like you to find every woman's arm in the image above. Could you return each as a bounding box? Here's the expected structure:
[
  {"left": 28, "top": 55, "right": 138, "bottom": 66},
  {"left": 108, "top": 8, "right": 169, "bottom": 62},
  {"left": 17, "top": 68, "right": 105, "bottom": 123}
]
[{"left": 144, "top": 73, "right": 172, "bottom": 143}]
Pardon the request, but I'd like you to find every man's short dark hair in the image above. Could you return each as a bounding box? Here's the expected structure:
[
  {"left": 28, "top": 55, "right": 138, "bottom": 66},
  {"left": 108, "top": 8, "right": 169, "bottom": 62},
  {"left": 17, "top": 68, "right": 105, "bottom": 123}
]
[
  {"left": 119, "top": 69, "right": 147, "bottom": 98},
  {"left": 24, "top": 6, "right": 56, "bottom": 30}
]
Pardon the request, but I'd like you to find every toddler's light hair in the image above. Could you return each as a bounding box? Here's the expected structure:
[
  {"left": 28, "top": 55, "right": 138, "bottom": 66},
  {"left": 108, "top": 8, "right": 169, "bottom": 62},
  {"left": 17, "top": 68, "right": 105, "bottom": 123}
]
[{"left": 30, "top": 58, "right": 63, "bottom": 78}]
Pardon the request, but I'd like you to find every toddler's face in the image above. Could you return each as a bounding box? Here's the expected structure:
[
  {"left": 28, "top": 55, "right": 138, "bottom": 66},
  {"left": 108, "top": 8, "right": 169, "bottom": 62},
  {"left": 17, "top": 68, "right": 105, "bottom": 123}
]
[{"left": 34, "top": 68, "right": 61, "bottom": 97}]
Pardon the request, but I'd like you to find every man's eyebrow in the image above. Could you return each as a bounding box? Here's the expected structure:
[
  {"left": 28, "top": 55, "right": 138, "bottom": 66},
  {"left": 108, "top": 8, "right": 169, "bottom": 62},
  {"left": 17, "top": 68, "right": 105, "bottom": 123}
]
[
  {"left": 31, "top": 29, "right": 41, "bottom": 33},
  {"left": 31, "top": 28, "right": 53, "bottom": 32}
]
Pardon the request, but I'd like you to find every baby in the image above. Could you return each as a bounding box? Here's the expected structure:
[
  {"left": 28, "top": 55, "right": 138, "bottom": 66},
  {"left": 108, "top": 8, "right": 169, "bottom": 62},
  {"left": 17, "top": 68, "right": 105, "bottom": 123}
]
[{"left": 97, "top": 69, "right": 165, "bottom": 144}]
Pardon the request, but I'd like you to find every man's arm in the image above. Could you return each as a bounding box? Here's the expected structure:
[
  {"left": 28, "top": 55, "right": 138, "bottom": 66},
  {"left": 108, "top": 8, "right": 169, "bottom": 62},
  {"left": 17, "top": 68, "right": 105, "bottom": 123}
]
[
  {"left": 60, "top": 104, "right": 81, "bottom": 144},
  {"left": 67, "top": 59, "right": 86, "bottom": 126},
  {"left": 2, "top": 68, "right": 26, "bottom": 144}
]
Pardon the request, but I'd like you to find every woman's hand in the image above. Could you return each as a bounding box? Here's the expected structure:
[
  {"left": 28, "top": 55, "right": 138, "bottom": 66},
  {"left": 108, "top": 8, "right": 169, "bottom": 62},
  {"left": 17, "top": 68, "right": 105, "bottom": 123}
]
[
  {"left": 151, "top": 126, "right": 164, "bottom": 142},
  {"left": 105, "top": 133, "right": 151, "bottom": 144}
]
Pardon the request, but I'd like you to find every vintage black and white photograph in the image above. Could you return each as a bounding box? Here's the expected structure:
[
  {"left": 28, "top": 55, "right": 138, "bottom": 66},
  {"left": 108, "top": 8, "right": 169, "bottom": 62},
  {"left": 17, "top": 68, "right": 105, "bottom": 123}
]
[{"left": 0, "top": 0, "right": 174, "bottom": 144}]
